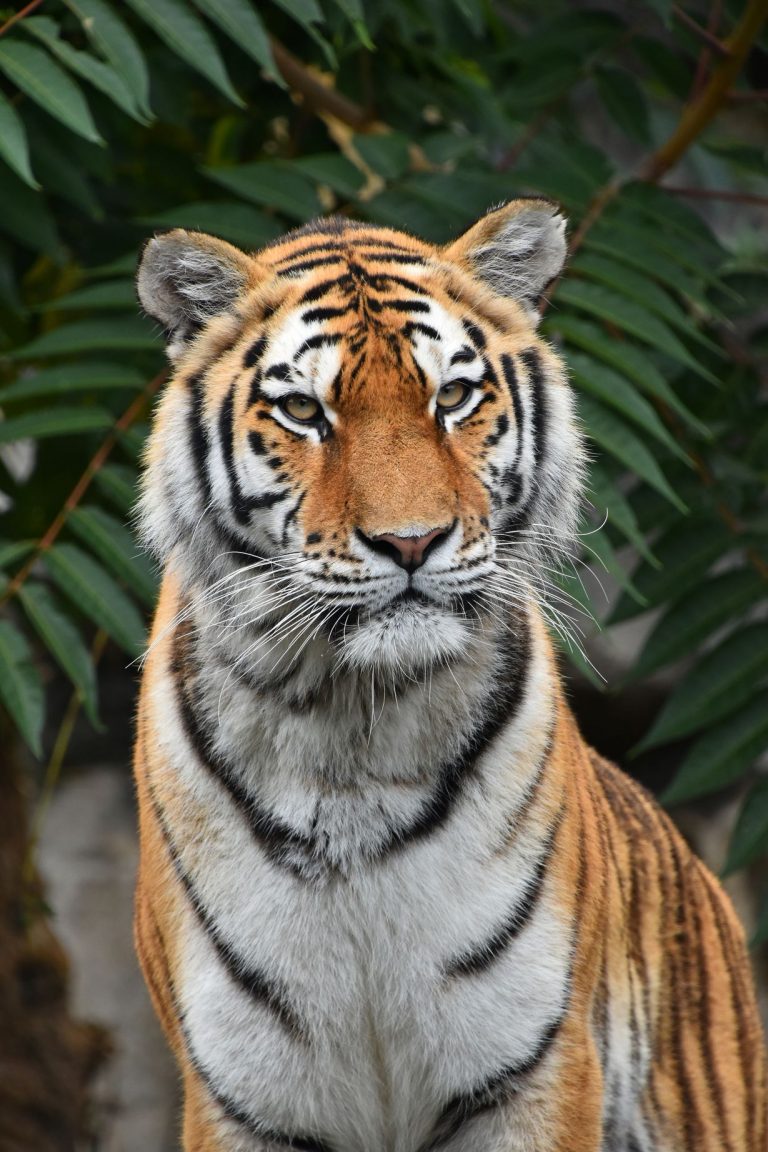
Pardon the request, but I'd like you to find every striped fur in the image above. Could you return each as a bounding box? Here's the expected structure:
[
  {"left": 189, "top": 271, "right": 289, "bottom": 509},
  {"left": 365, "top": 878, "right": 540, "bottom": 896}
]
[{"left": 134, "top": 204, "right": 766, "bottom": 1151}]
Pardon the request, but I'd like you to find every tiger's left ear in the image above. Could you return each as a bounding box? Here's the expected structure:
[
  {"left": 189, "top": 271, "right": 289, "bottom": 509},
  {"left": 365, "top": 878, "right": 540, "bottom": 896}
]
[{"left": 442, "top": 199, "right": 567, "bottom": 321}]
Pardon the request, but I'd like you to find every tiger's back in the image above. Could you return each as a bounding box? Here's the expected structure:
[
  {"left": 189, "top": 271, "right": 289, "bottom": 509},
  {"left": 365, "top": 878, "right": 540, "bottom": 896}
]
[{"left": 134, "top": 205, "right": 766, "bottom": 1151}]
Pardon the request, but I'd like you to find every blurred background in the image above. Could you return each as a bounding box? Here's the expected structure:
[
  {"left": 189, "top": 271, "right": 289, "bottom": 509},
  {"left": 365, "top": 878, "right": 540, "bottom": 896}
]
[{"left": 0, "top": 0, "right": 766, "bottom": 1148}]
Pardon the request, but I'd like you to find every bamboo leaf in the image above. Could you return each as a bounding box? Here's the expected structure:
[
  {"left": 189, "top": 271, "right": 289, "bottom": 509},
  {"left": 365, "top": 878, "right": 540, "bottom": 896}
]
[
  {"left": 68, "top": 506, "right": 158, "bottom": 607},
  {"left": 190, "top": 0, "right": 282, "bottom": 81},
  {"left": 0, "top": 406, "right": 112, "bottom": 445},
  {"left": 635, "top": 625, "right": 768, "bottom": 752},
  {"left": 610, "top": 518, "right": 731, "bottom": 625},
  {"left": 587, "top": 464, "right": 657, "bottom": 563},
  {"left": 18, "top": 580, "right": 99, "bottom": 724},
  {"left": 550, "top": 315, "right": 710, "bottom": 436},
  {"left": 569, "top": 351, "right": 688, "bottom": 459},
  {"left": 0, "top": 40, "right": 103, "bottom": 144},
  {"left": 594, "top": 65, "right": 651, "bottom": 144},
  {"left": 9, "top": 316, "right": 160, "bottom": 359},
  {"left": 724, "top": 776, "right": 768, "bottom": 875},
  {"left": 124, "top": 0, "right": 243, "bottom": 106},
  {"left": 662, "top": 695, "right": 768, "bottom": 806},
  {"left": 630, "top": 569, "right": 765, "bottom": 680},
  {"left": 555, "top": 280, "right": 716, "bottom": 380},
  {"left": 0, "top": 620, "right": 45, "bottom": 755},
  {"left": 36, "top": 280, "right": 137, "bottom": 312},
  {"left": 202, "top": 161, "right": 321, "bottom": 221},
  {"left": 64, "top": 0, "right": 152, "bottom": 117},
  {"left": 140, "top": 201, "right": 282, "bottom": 248},
  {"left": 0, "top": 90, "right": 38, "bottom": 188},
  {"left": 578, "top": 396, "right": 685, "bottom": 511},
  {"left": 44, "top": 543, "right": 146, "bottom": 656},
  {"left": 0, "top": 162, "right": 62, "bottom": 257},
  {"left": 0, "top": 362, "right": 143, "bottom": 403},
  {"left": 0, "top": 540, "right": 34, "bottom": 568},
  {"left": 93, "top": 464, "right": 136, "bottom": 513},
  {"left": 22, "top": 16, "right": 147, "bottom": 123}
]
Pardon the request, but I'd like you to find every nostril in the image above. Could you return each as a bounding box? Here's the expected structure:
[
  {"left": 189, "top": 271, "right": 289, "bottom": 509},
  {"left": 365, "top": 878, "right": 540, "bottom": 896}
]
[{"left": 357, "top": 523, "right": 454, "bottom": 572}]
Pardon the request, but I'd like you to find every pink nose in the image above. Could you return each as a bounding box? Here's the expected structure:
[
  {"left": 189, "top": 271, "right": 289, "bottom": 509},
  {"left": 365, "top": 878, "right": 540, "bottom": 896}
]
[{"left": 365, "top": 525, "right": 451, "bottom": 572}]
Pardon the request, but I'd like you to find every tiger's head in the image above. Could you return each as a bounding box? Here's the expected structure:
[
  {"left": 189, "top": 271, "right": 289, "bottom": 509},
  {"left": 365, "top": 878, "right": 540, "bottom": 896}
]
[{"left": 137, "top": 203, "right": 583, "bottom": 678}]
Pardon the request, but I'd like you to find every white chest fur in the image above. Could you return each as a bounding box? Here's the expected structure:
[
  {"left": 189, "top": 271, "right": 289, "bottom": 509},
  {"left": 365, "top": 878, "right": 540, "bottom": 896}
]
[{"left": 146, "top": 610, "right": 570, "bottom": 1152}]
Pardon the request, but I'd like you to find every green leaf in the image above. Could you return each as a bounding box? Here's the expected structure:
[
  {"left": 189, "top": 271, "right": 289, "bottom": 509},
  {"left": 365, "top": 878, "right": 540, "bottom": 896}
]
[
  {"left": 9, "top": 316, "right": 160, "bottom": 359},
  {"left": 44, "top": 543, "right": 146, "bottom": 656},
  {"left": 0, "top": 362, "right": 143, "bottom": 403},
  {"left": 0, "top": 40, "right": 103, "bottom": 144},
  {"left": 0, "top": 539, "right": 34, "bottom": 568},
  {"left": 594, "top": 65, "right": 651, "bottom": 144},
  {"left": 569, "top": 351, "right": 688, "bottom": 460},
  {"left": 354, "top": 133, "right": 412, "bottom": 179},
  {"left": 578, "top": 396, "right": 685, "bottom": 511},
  {"left": 124, "top": 0, "right": 243, "bottom": 106},
  {"left": 202, "top": 161, "right": 321, "bottom": 221},
  {"left": 64, "top": 0, "right": 152, "bottom": 117},
  {"left": 554, "top": 280, "right": 716, "bottom": 380},
  {"left": 569, "top": 252, "right": 717, "bottom": 350},
  {"left": 635, "top": 625, "right": 768, "bottom": 752},
  {"left": 269, "top": 0, "right": 323, "bottom": 27},
  {"left": 36, "top": 280, "right": 137, "bottom": 312},
  {"left": 585, "top": 525, "right": 644, "bottom": 605},
  {"left": 291, "top": 154, "right": 366, "bottom": 199},
  {"left": 22, "top": 114, "right": 101, "bottom": 218},
  {"left": 94, "top": 463, "right": 136, "bottom": 513},
  {"left": 140, "top": 201, "right": 282, "bottom": 248},
  {"left": 18, "top": 581, "right": 99, "bottom": 724},
  {"left": 330, "top": 0, "right": 374, "bottom": 48},
  {"left": 0, "top": 406, "right": 112, "bottom": 445},
  {"left": 0, "top": 619, "right": 44, "bottom": 756},
  {"left": 724, "top": 776, "right": 768, "bottom": 875},
  {"left": 22, "top": 16, "right": 147, "bottom": 123},
  {"left": 0, "top": 90, "right": 38, "bottom": 188},
  {"left": 587, "top": 463, "right": 657, "bottom": 563},
  {"left": 662, "top": 695, "right": 768, "bottom": 806},
  {"left": 0, "top": 164, "right": 62, "bottom": 257},
  {"left": 630, "top": 569, "right": 765, "bottom": 680},
  {"left": 610, "top": 517, "right": 730, "bottom": 625},
  {"left": 548, "top": 315, "right": 710, "bottom": 436},
  {"left": 68, "top": 506, "right": 158, "bottom": 607},
  {"left": 191, "top": 0, "right": 282, "bottom": 81}
]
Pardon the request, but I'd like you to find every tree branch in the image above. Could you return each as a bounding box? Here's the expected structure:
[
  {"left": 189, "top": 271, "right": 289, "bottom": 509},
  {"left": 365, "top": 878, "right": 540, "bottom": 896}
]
[
  {"left": 673, "top": 4, "right": 729, "bottom": 55},
  {"left": 663, "top": 185, "right": 768, "bottom": 205},
  {"left": 0, "top": 0, "right": 45, "bottom": 38},
  {"left": 0, "top": 371, "right": 164, "bottom": 609},
  {"left": 269, "top": 37, "right": 374, "bottom": 131},
  {"left": 642, "top": 0, "right": 768, "bottom": 182}
]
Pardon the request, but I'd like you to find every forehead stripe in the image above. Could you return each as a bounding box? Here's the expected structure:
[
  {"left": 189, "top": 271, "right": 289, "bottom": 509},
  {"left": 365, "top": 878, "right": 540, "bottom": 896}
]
[
  {"left": 301, "top": 306, "right": 347, "bottom": 323},
  {"left": 501, "top": 353, "right": 524, "bottom": 470},
  {"left": 385, "top": 299, "right": 431, "bottom": 313},
  {"left": 277, "top": 254, "right": 345, "bottom": 276}
]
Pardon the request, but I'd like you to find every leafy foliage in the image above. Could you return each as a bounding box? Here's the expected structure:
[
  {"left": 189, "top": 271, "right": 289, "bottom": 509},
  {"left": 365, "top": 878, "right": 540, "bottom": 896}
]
[{"left": 0, "top": 0, "right": 766, "bottom": 927}]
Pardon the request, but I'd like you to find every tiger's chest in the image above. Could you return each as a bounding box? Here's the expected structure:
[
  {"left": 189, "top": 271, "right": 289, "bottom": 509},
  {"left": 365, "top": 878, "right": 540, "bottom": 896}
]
[{"left": 171, "top": 786, "right": 571, "bottom": 1152}]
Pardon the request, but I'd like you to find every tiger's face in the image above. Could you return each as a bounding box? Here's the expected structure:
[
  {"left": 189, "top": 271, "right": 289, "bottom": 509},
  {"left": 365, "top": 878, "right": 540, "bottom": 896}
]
[{"left": 137, "top": 203, "right": 583, "bottom": 676}]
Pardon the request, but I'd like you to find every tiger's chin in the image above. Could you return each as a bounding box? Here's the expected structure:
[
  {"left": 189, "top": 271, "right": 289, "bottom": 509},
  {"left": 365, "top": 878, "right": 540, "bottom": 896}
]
[{"left": 336, "top": 598, "right": 474, "bottom": 676}]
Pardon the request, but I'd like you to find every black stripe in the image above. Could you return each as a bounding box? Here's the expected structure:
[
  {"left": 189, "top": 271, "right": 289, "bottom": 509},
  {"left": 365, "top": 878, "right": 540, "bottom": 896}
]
[
  {"left": 244, "top": 335, "right": 267, "bottom": 369},
  {"left": 276, "top": 242, "right": 344, "bottom": 264},
  {"left": 374, "top": 273, "right": 429, "bottom": 294},
  {"left": 296, "top": 332, "right": 341, "bottom": 357},
  {"left": 404, "top": 320, "right": 440, "bottom": 341},
  {"left": 518, "top": 347, "right": 547, "bottom": 467},
  {"left": 301, "top": 305, "right": 347, "bottom": 323},
  {"left": 500, "top": 354, "right": 524, "bottom": 470},
  {"left": 147, "top": 780, "right": 306, "bottom": 1039},
  {"left": 278, "top": 254, "right": 345, "bottom": 275},
  {"left": 422, "top": 1013, "right": 564, "bottom": 1151},
  {"left": 265, "top": 362, "right": 292, "bottom": 381},
  {"left": 483, "top": 411, "right": 509, "bottom": 449},
  {"left": 359, "top": 251, "right": 426, "bottom": 265},
  {"left": 462, "top": 319, "right": 486, "bottom": 350},
  {"left": 218, "top": 384, "right": 288, "bottom": 524},
  {"left": 172, "top": 627, "right": 317, "bottom": 876},
  {"left": 187, "top": 371, "right": 212, "bottom": 504},
  {"left": 450, "top": 346, "right": 476, "bottom": 365},
  {"left": 382, "top": 625, "right": 530, "bottom": 855},
  {"left": 385, "top": 298, "right": 432, "bottom": 313},
  {"left": 443, "top": 808, "right": 562, "bottom": 978}
]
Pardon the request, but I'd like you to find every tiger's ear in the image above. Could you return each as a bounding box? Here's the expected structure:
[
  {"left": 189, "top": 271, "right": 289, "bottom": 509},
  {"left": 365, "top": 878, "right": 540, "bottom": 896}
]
[
  {"left": 136, "top": 229, "right": 257, "bottom": 360},
  {"left": 442, "top": 199, "right": 567, "bottom": 321}
]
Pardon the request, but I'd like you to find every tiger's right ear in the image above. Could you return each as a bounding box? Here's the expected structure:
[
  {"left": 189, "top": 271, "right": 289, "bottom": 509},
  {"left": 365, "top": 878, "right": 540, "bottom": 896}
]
[{"left": 136, "top": 229, "right": 258, "bottom": 360}]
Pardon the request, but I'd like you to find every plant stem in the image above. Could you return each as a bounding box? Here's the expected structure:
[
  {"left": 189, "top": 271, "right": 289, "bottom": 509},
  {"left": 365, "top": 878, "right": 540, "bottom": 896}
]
[{"left": 0, "top": 0, "right": 45, "bottom": 37}]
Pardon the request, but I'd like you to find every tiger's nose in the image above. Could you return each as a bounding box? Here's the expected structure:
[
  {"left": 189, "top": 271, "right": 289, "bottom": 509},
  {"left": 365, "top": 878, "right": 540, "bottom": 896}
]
[{"left": 357, "top": 524, "right": 452, "bottom": 572}]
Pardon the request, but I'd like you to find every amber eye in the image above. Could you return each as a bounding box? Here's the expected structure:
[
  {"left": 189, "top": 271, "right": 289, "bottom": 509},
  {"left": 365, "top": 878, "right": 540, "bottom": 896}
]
[
  {"left": 436, "top": 381, "right": 472, "bottom": 411},
  {"left": 279, "top": 394, "right": 322, "bottom": 423}
]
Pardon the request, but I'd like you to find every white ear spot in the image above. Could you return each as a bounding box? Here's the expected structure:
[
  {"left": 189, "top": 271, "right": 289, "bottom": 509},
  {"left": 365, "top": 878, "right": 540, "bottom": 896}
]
[
  {"left": 444, "top": 200, "right": 568, "bottom": 322},
  {"left": 136, "top": 229, "right": 254, "bottom": 359}
]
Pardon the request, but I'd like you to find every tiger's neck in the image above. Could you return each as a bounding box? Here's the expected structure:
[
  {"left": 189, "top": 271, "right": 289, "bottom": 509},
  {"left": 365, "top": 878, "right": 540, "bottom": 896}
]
[{"left": 159, "top": 570, "right": 563, "bottom": 875}]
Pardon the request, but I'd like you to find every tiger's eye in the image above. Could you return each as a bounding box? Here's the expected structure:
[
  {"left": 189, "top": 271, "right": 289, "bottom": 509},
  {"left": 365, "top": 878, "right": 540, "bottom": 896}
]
[
  {"left": 280, "top": 394, "right": 322, "bottom": 423},
  {"left": 436, "top": 381, "right": 471, "bottom": 411}
]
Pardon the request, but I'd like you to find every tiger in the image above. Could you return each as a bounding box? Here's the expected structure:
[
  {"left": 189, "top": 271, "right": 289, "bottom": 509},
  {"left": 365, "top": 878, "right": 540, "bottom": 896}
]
[{"left": 133, "top": 200, "right": 767, "bottom": 1152}]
